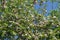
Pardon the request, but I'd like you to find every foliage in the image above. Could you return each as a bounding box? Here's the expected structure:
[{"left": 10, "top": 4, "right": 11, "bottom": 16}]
[
  {"left": 50, "top": 10, "right": 60, "bottom": 20},
  {"left": 0, "top": 0, "right": 60, "bottom": 40}
]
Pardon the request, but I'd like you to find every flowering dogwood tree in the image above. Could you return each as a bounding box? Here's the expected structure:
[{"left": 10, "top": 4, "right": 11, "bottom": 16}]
[{"left": 0, "top": 0, "right": 60, "bottom": 40}]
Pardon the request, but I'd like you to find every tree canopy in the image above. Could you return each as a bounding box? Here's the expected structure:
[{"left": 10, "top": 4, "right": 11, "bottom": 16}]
[{"left": 0, "top": 0, "right": 60, "bottom": 40}]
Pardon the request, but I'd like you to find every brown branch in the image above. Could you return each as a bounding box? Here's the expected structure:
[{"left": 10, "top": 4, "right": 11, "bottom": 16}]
[
  {"left": 2, "top": 0, "right": 6, "bottom": 10},
  {"left": 33, "top": 0, "right": 36, "bottom": 4}
]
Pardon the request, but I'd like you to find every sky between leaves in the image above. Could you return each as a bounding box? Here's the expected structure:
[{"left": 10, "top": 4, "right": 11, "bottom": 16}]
[{"left": 34, "top": 0, "right": 58, "bottom": 16}]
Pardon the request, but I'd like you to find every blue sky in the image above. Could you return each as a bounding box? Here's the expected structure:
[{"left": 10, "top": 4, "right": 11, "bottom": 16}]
[{"left": 34, "top": 0, "right": 58, "bottom": 16}]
